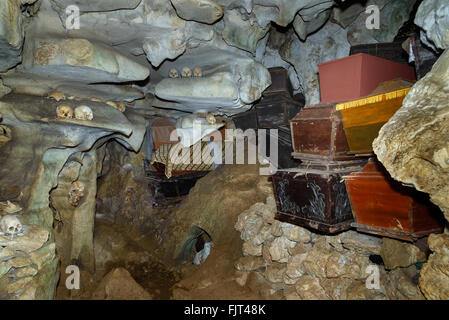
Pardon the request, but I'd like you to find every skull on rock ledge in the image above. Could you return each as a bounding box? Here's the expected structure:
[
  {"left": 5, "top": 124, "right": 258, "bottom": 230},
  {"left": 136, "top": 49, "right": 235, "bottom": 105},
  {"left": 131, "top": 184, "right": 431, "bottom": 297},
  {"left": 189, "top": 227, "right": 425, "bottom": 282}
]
[
  {"left": 74, "top": 105, "right": 93, "bottom": 121},
  {"left": 56, "top": 105, "right": 73, "bottom": 119},
  {"left": 181, "top": 67, "right": 192, "bottom": 78},
  {"left": 0, "top": 215, "right": 23, "bottom": 237},
  {"left": 169, "top": 68, "right": 179, "bottom": 78},
  {"left": 193, "top": 66, "right": 203, "bottom": 77}
]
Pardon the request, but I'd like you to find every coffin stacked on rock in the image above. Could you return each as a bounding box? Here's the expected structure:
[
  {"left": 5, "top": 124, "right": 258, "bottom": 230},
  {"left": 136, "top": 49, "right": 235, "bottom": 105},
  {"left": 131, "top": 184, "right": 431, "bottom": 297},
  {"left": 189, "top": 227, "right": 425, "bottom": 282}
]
[
  {"left": 272, "top": 160, "right": 367, "bottom": 233},
  {"left": 336, "top": 80, "right": 413, "bottom": 155},
  {"left": 232, "top": 67, "right": 304, "bottom": 169},
  {"left": 272, "top": 101, "right": 367, "bottom": 234},
  {"left": 344, "top": 158, "right": 444, "bottom": 241},
  {"left": 272, "top": 54, "right": 440, "bottom": 238}
]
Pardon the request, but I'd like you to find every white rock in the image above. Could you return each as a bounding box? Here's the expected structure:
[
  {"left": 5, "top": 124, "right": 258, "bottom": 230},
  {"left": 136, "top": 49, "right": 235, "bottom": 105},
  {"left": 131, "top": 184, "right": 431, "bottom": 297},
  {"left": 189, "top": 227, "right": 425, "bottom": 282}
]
[
  {"left": 269, "top": 236, "right": 296, "bottom": 263},
  {"left": 415, "top": 0, "right": 449, "bottom": 50}
]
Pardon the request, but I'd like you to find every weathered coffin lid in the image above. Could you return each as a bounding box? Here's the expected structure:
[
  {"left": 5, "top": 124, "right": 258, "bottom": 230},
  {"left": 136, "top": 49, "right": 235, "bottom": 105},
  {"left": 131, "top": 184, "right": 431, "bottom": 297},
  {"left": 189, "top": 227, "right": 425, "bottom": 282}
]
[
  {"left": 290, "top": 103, "right": 339, "bottom": 122},
  {"left": 342, "top": 158, "right": 393, "bottom": 180},
  {"left": 276, "top": 160, "right": 367, "bottom": 175}
]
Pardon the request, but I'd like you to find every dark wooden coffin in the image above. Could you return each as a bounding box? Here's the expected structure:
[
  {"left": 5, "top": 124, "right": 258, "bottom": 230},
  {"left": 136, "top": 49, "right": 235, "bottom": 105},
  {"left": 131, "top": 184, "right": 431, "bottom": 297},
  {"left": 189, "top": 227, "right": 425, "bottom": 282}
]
[
  {"left": 344, "top": 158, "right": 444, "bottom": 241},
  {"left": 350, "top": 42, "right": 410, "bottom": 65},
  {"left": 411, "top": 34, "right": 441, "bottom": 80},
  {"left": 263, "top": 67, "right": 293, "bottom": 97},
  {"left": 267, "top": 125, "right": 301, "bottom": 170},
  {"left": 232, "top": 94, "right": 303, "bottom": 129},
  {"left": 290, "top": 103, "right": 357, "bottom": 161},
  {"left": 337, "top": 86, "right": 411, "bottom": 155},
  {"left": 272, "top": 160, "right": 367, "bottom": 233},
  {"left": 144, "top": 161, "right": 208, "bottom": 205}
]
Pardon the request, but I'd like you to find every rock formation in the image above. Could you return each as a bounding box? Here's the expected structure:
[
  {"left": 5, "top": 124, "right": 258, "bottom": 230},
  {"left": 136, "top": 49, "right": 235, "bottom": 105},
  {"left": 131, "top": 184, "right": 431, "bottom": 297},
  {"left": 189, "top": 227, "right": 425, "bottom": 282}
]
[{"left": 234, "top": 196, "right": 426, "bottom": 300}]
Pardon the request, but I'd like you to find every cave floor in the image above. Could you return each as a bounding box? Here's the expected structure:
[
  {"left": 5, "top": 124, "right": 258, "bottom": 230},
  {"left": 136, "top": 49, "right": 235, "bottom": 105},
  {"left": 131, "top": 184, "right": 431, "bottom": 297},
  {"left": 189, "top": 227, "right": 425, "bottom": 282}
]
[{"left": 55, "top": 218, "right": 260, "bottom": 300}]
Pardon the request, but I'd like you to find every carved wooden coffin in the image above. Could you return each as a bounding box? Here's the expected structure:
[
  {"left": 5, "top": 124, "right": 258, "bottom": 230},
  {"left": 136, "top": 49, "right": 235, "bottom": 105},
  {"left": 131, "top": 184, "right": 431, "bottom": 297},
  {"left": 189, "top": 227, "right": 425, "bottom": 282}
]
[
  {"left": 263, "top": 67, "right": 293, "bottom": 97},
  {"left": 344, "top": 158, "right": 444, "bottom": 241},
  {"left": 336, "top": 86, "right": 411, "bottom": 155},
  {"left": 318, "top": 53, "right": 415, "bottom": 104},
  {"left": 272, "top": 160, "right": 367, "bottom": 233},
  {"left": 290, "top": 103, "right": 357, "bottom": 161}
]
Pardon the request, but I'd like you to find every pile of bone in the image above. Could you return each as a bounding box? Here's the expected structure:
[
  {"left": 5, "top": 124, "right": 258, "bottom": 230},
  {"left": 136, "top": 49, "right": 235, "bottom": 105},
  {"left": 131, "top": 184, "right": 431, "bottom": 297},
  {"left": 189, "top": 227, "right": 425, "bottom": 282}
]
[
  {"left": 234, "top": 195, "right": 426, "bottom": 300},
  {"left": 0, "top": 202, "right": 57, "bottom": 300}
]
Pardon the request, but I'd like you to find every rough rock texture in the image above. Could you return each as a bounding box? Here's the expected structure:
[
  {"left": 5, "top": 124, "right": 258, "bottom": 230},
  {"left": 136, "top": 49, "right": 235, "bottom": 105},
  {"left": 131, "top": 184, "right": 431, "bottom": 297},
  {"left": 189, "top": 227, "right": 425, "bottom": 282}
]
[
  {"left": 0, "top": 224, "right": 58, "bottom": 300},
  {"left": 0, "top": 0, "right": 28, "bottom": 72},
  {"left": 0, "top": 93, "right": 146, "bottom": 299},
  {"left": 419, "top": 234, "right": 449, "bottom": 299},
  {"left": 415, "top": 0, "right": 449, "bottom": 50},
  {"left": 344, "top": 0, "right": 417, "bottom": 46},
  {"left": 235, "top": 197, "right": 426, "bottom": 300},
  {"left": 373, "top": 49, "right": 449, "bottom": 220},
  {"left": 279, "top": 21, "right": 350, "bottom": 104},
  {"left": 381, "top": 238, "right": 427, "bottom": 270},
  {"left": 165, "top": 164, "right": 271, "bottom": 266},
  {"left": 171, "top": 0, "right": 223, "bottom": 24},
  {"left": 92, "top": 268, "right": 153, "bottom": 300}
]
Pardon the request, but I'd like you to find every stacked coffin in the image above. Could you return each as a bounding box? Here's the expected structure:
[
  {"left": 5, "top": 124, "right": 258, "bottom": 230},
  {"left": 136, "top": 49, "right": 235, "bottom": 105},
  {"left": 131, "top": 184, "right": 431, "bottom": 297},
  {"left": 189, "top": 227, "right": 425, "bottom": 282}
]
[
  {"left": 272, "top": 53, "right": 444, "bottom": 240},
  {"left": 273, "top": 103, "right": 367, "bottom": 233}
]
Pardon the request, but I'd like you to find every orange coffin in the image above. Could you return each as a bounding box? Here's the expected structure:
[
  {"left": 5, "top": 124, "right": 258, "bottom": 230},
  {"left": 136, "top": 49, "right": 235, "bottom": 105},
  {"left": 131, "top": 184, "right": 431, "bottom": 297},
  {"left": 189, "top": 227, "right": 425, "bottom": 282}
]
[{"left": 344, "top": 158, "right": 444, "bottom": 241}]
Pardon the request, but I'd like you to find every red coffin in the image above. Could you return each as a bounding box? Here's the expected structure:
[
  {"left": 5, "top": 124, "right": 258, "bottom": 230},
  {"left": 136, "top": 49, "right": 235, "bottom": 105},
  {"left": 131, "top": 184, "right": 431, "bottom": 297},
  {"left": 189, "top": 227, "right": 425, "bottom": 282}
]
[{"left": 318, "top": 53, "right": 416, "bottom": 104}]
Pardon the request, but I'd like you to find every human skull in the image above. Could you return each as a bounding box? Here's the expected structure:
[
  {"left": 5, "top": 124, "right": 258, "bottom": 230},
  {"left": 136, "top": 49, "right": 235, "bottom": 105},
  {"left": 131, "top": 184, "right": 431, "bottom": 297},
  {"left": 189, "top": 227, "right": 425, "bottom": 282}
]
[
  {"left": 206, "top": 113, "right": 216, "bottom": 125},
  {"left": 68, "top": 181, "right": 85, "bottom": 207},
  {"left": 169, "top": 68, "right": 179, "bottom": 78},
  {"left": 56, "top": 105, "right": 73, "bottom": 119},
  {"left": 181, "top": 67, "right": 192, "bottom": 78},
  {"left": 193, "top": 66, "right": 203, "bottom": 77},
  {"left": 0, "top": 215, "right": 23, "bottom": 237},
  {"left": 74, "top": 105, "right": 93, "bottom": 121}
]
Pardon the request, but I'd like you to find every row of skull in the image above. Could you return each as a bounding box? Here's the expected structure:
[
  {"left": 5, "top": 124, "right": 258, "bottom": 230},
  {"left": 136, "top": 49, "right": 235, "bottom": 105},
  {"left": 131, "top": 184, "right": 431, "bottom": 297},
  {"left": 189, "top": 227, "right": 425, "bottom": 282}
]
[
  {"left": 56, "top": 105, "right": 93, "bottom": 120},
  {"left": 169, "top": 66, "right": 202, "bottom": 78}
]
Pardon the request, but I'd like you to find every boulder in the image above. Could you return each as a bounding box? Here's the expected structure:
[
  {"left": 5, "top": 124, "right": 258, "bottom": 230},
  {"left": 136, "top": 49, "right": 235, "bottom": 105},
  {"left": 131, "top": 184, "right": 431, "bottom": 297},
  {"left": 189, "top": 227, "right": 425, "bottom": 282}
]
[
  {"left": 92, "top": 268, "right": 152, "bottom": 300},
  {"left": 380, "top": 238, "right": 427, "bottom": 270},
  {"left": 419, "top": 234, "right": 449, "bottom": 299}
]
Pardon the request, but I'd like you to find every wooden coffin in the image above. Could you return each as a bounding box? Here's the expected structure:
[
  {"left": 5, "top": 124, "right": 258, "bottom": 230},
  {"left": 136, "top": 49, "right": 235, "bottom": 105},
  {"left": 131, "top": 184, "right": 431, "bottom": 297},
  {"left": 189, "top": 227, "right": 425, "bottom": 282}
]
[
  {"left": 263, "top": 67, "right": 293, "bottom": 97},
  {"left": 411, "top": 34, "right": 441, "bottom": 80},
  {"left": 267, "top": 125, "right": 300, "bottom": 170},
  {"left": 232, "top": 94, "right": 303, "bottom": 129},
  {"left": 144, "top": 161, "right": 208, "bottom": 205},
  {"left": 344, "top": 158, "right": 444, "bottom": 241},
  {"left": 336, "top": 86, "right": 411, "bottom": 155},
  {"left": 272, "top": 160, "right": 367, "bottom": 233},
  {"left": 151, "top": 118, "right": 177, "bottom": 150},
  {"left": 350, "top": 42, "right": 410, "bottom": 65},
  {"left": 290, "top": 103, "right": 357, "bottom": 161},
  {"left": 318, "top": 53, "right": 415, "bottom": 104}
]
